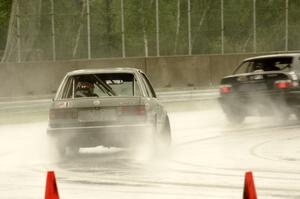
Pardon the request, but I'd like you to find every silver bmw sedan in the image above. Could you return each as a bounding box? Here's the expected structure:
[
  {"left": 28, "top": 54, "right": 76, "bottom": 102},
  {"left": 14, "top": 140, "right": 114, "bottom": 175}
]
[{"left": 47, "top": 68, "right": 171, "bottom": 156}]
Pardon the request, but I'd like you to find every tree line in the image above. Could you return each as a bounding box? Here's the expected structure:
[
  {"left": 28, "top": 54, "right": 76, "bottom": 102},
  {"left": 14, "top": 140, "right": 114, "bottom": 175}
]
[
  {"left": 1, "top": 0, "right": 300, "bottom": 62},
  {"left": 0, "top": 0, "right": 12, "bottom": 55}
]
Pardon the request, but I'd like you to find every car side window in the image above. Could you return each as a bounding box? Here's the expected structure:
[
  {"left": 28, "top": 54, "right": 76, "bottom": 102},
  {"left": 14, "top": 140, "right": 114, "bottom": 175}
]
[
  {"left": 139, "top": 76, "right": 151, "bottom": 97},
  {"left": 134, "top": 77, "right": 142, "bottom": 96},
  {"left": 234, "top": 61, "right": 253, "bottom": 74},
  {"left": 61, "top": 77, "right": 74, "bottom": 99},
  {"left": 139, "top": 72, "right": 156, "bottom": 98},
  {"left": 234, "top": 57, "right": 293, "bottom": 75}
]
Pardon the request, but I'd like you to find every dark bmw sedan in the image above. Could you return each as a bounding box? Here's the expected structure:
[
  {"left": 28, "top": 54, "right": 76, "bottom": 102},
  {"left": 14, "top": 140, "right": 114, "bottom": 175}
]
[
  {"left": 47, "top": 68, "right": 171, "bottom": 155},
  {"left": 219, "top": 53, "right": 300, "bottom": 123}
]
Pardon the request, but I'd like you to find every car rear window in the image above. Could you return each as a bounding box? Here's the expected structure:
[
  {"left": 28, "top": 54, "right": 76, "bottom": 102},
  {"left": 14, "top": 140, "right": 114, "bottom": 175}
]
[
  {"left": 234, "top": 57, "right": 293, "bottom": 74},
  {"left": 62, "top": 73, "right": 142, "bottom": 99}
]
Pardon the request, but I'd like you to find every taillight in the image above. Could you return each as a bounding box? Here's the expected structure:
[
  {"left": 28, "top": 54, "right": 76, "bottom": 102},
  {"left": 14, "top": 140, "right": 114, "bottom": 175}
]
[
  {"left": 220, "top": 84, "right": 232, "bottom": 94},
  {"left": 274, "top": 80, "right": 292, "bottom": 89},
  {"left": 49, "top": 109, "right": 56, "bottom": 120},
  {"left": 49, "top": 109, "right": 78, "bottom": 120},
  {"left": 121, "top": 106, "right": 146, "bottom": 116}
]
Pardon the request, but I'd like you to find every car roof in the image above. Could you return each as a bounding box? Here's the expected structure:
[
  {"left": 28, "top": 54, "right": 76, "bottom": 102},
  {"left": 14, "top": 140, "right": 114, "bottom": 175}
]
[
  {"left": 66, "top": 67, "right": 143, "bottom": 76},
  {"left": 243, "top": 53, "right": 300, "bottom": 62}
]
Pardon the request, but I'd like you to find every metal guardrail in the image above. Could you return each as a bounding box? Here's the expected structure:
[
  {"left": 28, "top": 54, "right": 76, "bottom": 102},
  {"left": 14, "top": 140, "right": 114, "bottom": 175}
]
[
  {"left": 0, "top": 89, "right": 219, "bottom": 112},
  {"left": 157, "top": 89, "right": 219, "bottom": 102}
]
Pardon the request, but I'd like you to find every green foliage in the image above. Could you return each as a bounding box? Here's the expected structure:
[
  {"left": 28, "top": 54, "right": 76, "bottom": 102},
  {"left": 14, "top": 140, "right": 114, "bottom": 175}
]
[
  {"left": 0, "top": 0, "right": 12, "bottom": 25},
  {"left": 0, "top": 0, "right": 12, "bottom": 53},
  {"left": 3, "top": 0, "right": 300, "bottom": 62},
  {"left": 90, "top": 0, "right": 122, "bottom": 57}
]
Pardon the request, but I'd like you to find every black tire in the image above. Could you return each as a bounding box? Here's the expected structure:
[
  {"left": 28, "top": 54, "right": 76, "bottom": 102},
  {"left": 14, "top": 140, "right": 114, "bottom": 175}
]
[
  {"left": 161, "top": 117, "right": 171, "bottom": 147},
  {"left": 227, "top": 114, "right": 245, "bottom": 124},
  {"left": 295, "top": 109, "right": 300, "bottom": 121},
  {"left": 277, "top": 105, "right": 291, "bottom": 122},
  {"left": 225, "top": 110, "right": 245, "bottom": 124},
  {"left": 54, "top": 139, "right": 79, "bottom": 157},
  {"left": 153, "top": 116, "right": 171, "bottom": 155},
  {"left": 65, "top": 145, "right": 80, "bottom": 156},
  {"left": 48, "top": 135, "right": 64, "bottom": 156}
]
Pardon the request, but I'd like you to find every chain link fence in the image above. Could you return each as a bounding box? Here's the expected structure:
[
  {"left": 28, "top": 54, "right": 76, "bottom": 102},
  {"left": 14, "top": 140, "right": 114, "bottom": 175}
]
[{"left": 2, "top": 0, "right": 300, "bottom": 63}]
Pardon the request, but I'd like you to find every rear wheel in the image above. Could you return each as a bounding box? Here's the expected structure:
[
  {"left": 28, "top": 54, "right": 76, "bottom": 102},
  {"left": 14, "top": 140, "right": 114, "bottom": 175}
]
[
  {"left": 227, "top": 114, "right": 245, "bottom": 124},
  {"left": 64, "top": 145, "right": 80, "bottom": 156},
  {"left": 225, "top": 108, "right": 245, "bottom": 124},
  {"left": 272, "top": 101, "right": 291, "bottom": 122},
  {"left": 294, "top": 108, "right": 300, "bottom": 121},
  {"left": 160, "top": 118, "right": 171, "bottom": 147},
  {"left": 53, "top": 139, "right": 79, "bottom": 157},
  {"left": 153, "top": 116, "right": 171, "bottom": 155}
]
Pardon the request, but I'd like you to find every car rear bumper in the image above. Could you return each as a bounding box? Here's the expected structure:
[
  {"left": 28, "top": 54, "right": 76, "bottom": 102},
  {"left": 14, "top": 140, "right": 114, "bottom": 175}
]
[
  {"left": 47, "top": 123, "right": 154, "bottom": 148},
  {"left": 218, "top": 91, "right": 300, "bottom": 115},
  {"left": 47, "top": 123, "right": 153, "bottom": 133}
]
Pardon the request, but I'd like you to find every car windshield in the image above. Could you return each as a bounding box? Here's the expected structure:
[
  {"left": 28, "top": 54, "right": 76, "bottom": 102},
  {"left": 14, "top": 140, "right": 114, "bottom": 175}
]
[
  {"left": 233, "top": 57, "right": 293, "bottom": 74},
  {"left": 62, "top": 73, "right": 142, "bottom": 98}
]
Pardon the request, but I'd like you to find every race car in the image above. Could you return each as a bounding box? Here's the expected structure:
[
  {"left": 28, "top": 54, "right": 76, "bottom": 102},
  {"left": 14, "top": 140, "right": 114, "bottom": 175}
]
[
  {"left": 218, "top": 53, "right": 300, "bottom": 123},
  {"left": 47, "top": 68, "right": 171, "bottom": 155}
]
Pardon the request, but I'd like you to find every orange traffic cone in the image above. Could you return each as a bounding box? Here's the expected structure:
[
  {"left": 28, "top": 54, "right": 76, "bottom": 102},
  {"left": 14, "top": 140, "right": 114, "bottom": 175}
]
[
  {"left": 243, "top": 171, "right": 257, "bottom": 199},
  {"left": 45, "top": 171, "right": 60, "bottom": 199}
]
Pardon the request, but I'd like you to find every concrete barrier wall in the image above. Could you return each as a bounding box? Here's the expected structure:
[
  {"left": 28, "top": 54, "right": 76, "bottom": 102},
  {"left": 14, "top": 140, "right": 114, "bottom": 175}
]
[
  {"left": 0, "top": 58, "right": 146, "bottom": 97},
  {"left": 0, "top": 53, "right": 265, "bottom": 98},
  {"left": 146, "top": 55, "right": 211, "bottom": 88}
]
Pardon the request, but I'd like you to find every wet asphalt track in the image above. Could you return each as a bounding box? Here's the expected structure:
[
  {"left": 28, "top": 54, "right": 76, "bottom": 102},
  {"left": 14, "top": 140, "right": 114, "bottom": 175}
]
[{"left": 1, "top": 100, "right": 300, "bottom": 199}]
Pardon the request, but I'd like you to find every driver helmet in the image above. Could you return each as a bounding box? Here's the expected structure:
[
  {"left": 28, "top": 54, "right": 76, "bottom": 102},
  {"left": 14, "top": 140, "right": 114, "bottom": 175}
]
[
  {"left": 76, "top": 81, "right": 94, "bottom": 96},
  {"left": 77, "top": 81, "right": 94, "bottom": 90}
]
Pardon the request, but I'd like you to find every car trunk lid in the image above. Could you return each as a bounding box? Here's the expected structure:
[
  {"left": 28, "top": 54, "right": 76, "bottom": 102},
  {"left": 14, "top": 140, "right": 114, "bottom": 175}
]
[
  {"left": 220, "top": 71, "right": 297, "bottom": 94},
  {"left": 49, "top": 97, "right": 148, "bottom": 125}
]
